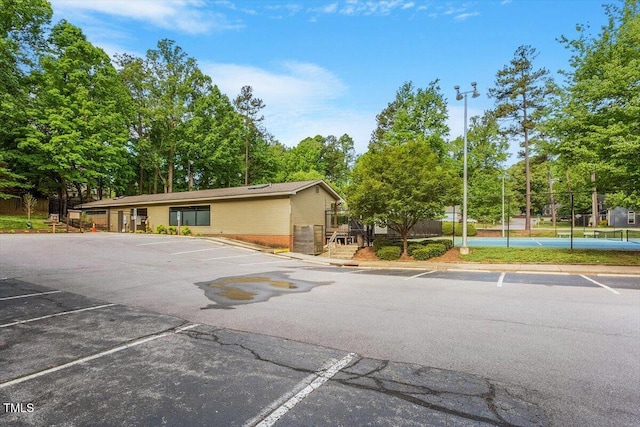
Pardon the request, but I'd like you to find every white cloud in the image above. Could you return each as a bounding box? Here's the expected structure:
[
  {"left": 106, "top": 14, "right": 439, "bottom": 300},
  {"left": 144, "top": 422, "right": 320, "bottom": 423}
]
[
  {"left": 50, "top": 0, "right": 243, "bottom": 34},
  {"left": 202, "top": 61, "right": 374, "bottom": 153},
  {"left": 454, "top": 11, "right": 480, "bottom": 21},
  {"left": 338, "top": 0, "right": 416, "bottom": 16}
]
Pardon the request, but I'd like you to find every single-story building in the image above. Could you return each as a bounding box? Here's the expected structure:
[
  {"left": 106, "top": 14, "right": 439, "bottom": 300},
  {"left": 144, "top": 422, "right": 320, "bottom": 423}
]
[
  {"left": 77, "top": 180, "right": 342, "bottom": 254},
  {"left": 607, "top": 207, "right": 639, "bottom": 228}
]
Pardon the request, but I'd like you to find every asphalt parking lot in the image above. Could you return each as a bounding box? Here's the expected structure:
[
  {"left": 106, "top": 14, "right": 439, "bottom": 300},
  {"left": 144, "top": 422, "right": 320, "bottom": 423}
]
[
  {"left": 0, "top": 278, "right": 545, "bottom": 426},
  {"left": 1, "top": 233, "right": 638, "bottom": 426}
]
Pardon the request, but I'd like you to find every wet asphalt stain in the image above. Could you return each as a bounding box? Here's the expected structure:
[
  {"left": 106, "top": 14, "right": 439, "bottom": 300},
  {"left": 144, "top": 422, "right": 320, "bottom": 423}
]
[{"left": 196, "top": 271, "right": 333, "bottom": 309}]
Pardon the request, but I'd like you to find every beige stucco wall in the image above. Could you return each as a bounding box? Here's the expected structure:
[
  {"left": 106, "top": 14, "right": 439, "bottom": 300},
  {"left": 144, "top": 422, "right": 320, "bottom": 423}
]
[
  {"left": 211, "top": 197, "right": 290, "bottom": 235},
  {"left": 93, "top": 186, "right": 338, "bottom": 250},
  {"left": 290, "top": 185, "right": 335, "bottom": 228}
]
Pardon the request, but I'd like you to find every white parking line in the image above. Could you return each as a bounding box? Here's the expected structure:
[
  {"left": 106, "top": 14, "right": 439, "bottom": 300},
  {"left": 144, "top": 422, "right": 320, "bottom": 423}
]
[
  {"left": 0, "top": 290, "right": 62, "bottom": 301},
  {"left": 580, "top": 275, "right": 621, "bottom": 295},
  {"left": 171, "top": 247, "right": 226, "bottom": 255},
  {"left": 238, "top": 260, "right": 293, "bottom": 266},
  {"left": 137, "top": 240, "right": 186, "bottom": 246},
  {"left": 0, "top": 323, "right": 199, "bottom": 389},
  {"left": 0, "top": 304, "right": 116, "bottom": 328},
  {"left": 497, "top": 272, "right": 505, "bottom": 287},
  {"left": 403, "top": 271, "right": 436, "bottom": 281},
  {"left": 515, "top": 271, "right": 570, "bottom": 275},
  {"left": 203, "top": 253, "right": 258, "bottom": 261},
  {"left": 246, "top": 353, "right": 357, "bottom": 427}
]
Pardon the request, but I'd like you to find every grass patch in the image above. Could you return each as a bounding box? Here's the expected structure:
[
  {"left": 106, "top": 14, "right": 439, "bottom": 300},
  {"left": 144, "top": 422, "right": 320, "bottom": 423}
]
[
  {"left": 0, "top": 214, "right": 51, "bottom": 230},
  {"left": 460, "top": 247, "right": 640, "bottom": 265}
]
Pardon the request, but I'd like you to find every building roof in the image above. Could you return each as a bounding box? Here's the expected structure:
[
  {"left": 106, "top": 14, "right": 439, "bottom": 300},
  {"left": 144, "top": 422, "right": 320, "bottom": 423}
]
[{"left": 78, "top": 180, "right": 342, "bottom": 209}]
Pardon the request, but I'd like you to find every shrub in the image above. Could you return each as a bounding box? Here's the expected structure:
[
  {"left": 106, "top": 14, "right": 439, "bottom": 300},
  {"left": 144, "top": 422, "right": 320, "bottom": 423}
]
[
  {"left": 407, "top": 243, "right": 425, "bottom": 256},
  {"left": 168, "top": 226, "right": 177, "bottom": 235},
  {"left": 428, "top": 239, "right": 454, "bottom": 251},
  {"left": 377, "top": 245, "right": 401, "bottom": 260},
  {"left": 441, "top": 222, "right": 477, "bottom": 237},
  {"left": 373, "top": 238, "right": 394, "bottom": 252},
  {"left": 413, "top": 243, "right": 447, "bottom": 260},
  {"left": 156, "top": 224, "right": 167, "bottom": 234},
  {"left": 182, "top": 227, "right": 191, "bottom": 236}
]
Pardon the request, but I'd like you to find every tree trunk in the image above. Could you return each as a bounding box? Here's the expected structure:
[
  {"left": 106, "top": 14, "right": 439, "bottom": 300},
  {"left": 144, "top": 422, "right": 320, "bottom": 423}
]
[
  {"left": 591, "top": 172, "right": 598, "bottom": 228},
  {"left": 76, "top": 183, "right": 84, "bottom": 205},
  {"left": 139, "top": 162, "right": 144, "bottom": 195},
  {"left": 401, "top": 229, "right": 408, "bottom": 256},
  {"left": 523, "top": 103, "right": 531, "bottom": 231},
  {"left": 167, "top": 148, "right": 174, "bottom": 193},
  {"left": 548, "top": 168, "right": 556, "bottom": 229},
  {"left": 244, "top": 138, "right": 249, "bottom": 186}
]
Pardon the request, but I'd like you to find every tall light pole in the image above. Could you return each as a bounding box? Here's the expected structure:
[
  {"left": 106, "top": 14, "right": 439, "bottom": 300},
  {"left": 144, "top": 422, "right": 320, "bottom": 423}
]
[{"left": 454, "top": 82, "right": 480, "bottom": 255}]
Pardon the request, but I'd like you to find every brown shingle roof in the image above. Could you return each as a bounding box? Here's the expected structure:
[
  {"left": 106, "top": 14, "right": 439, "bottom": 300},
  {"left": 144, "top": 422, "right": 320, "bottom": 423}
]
[{"left": 78, "top": 180, "right": 341, "bottom": 209}]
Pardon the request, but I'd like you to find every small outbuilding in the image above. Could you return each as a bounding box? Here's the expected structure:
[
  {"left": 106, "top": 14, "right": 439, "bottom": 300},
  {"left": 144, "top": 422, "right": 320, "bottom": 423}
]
[{"left": 77, "top": 180, "right": 342, "bottom": 254}]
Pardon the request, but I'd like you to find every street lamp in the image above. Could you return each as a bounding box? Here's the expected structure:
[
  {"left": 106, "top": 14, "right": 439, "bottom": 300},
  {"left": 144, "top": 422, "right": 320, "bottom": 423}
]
[{"left": 454, "top": 82, "right": 480, "bottom": 255}]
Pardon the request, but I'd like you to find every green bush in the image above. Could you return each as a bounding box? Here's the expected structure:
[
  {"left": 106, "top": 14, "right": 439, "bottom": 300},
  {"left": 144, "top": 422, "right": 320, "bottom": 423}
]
[
  {"left": 413, "top": 243, "right": 447, "bottom": 260},
  {"left": 441, "top": 222, "right": 477, "bottom": 237},
  {"left": 407, "top": 243, "right": 425, "bottom": 256},
  {"left": 156, "top": 224, "right": 167, "bottom": 234},
  {"left": 373, "top": 238, "right": 394, "bottom": 252},
  {"left": 377, "top": 245, "right": 401, "bottom": 260},
  {"left": 168, "top": 226, "right": 177, "bottom": 235},
  {"left": 182, "top": 227, "right": 191, "bottom": 236},
  {"left": 427, "top": 239, "right": 454, "bottom": 251}
]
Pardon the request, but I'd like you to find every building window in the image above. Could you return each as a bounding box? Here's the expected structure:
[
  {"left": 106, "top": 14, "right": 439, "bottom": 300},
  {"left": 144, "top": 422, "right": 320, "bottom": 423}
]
[
  {"left": 169, "top": 206, "right": 210, "bottom": 226},
  {"left": 629, "top": 211, "right": 636, "bottom": 225}
]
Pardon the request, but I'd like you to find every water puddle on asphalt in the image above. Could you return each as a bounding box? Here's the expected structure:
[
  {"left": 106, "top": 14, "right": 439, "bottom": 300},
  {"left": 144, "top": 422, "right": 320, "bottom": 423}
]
[{"left": 196, "top": 272, "right": 330, "bottom": 309}]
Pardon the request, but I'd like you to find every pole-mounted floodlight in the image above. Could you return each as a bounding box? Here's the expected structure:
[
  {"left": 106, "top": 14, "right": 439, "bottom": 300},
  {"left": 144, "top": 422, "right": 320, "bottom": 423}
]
[{"left": 454, "top": 82, "right": 480, "bottom": 255}]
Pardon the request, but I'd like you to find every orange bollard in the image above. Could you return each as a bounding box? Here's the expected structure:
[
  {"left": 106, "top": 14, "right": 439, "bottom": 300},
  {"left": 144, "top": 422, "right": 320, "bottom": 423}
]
[{"left": 91, "top": 223, "right": 96, "bottom": 232}]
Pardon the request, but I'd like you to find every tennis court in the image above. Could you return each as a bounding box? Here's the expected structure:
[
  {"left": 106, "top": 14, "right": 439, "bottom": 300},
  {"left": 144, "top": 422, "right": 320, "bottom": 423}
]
[{"left": 456, "top": 230, "right": 640, "bottom": 251}]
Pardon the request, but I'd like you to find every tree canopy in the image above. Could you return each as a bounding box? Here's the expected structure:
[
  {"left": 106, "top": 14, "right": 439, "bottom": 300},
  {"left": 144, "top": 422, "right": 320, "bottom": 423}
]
[{"left": 553, "top": 0, "right": 640, "bottom": 209}]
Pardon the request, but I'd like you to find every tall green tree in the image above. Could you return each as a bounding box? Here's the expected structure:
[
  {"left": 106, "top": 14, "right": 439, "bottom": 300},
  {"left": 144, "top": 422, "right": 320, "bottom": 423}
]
[
  {"left": 20, "top": 21, "right": 131, "bottom": 212},
  {"left": 488, "top": 45, "right": 553, "bottom": 230},
  {"left": 348, "top": 140, "right": 458, "bottom": 256},
  {"left": 554, "top": 0, "right": 640, "bottom": 209},
  {"left": 451, "top": 112, "right": 510, "bottom": 224},
  {"left": 144, "top": 39, "right": 211, "bottom": 193},
  {"left": 0, "top": 0, "right": 52, "bottom": 198},
  {"left": 181, "top": 85, "right": 245, "bottom": 190},
  {"left": 370, "top": 80, "right": 449, "bottom": 157},
  {"left": 234, "top": 85, "right": 267, "bottom": 185}
]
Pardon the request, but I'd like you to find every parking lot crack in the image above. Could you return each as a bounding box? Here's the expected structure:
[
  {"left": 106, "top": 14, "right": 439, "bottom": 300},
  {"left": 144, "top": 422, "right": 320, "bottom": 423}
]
[
  {"left": 180, "top": 329, "right": 322, "bottom": 376},
  {"left": 334, "top": 361, "right": 540, "bottom": 427}
]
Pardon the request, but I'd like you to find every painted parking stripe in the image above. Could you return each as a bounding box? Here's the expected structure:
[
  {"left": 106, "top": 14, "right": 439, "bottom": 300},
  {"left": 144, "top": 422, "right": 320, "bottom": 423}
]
[
  {"left": 515, "top": 271, "right": 570, "bottom": 275},
  {"left": 497, "top": 272, "right": 505, "bottom": 287},
  {"left": 238, "top": 260, "right": 294, "bottom": 266},
  {"left": 246, "top": 352, "right": 357, "bottom": 427},
  {"left": 403, "top": 271, "right": 436, "bottom": 281},
  {"left": 0, "top": 304, "right": 116, "bottom": 328},
  {"left": 0, "top": 290, "right": 62, "bottom": 301},
  {"left": 136, "top": 240, "right": 189, "bottom": 246},
  {"left": 203, "top": 253, "right": 259, "bottom": 261},
  {"left": 171, "top": 247, "right": 226, "bottom": 255},
  {"left": 580, "top": 275, "right": 621, "bottom": 295},
  {"left": 0, "top": 323, "right": 199, "bottom": 389}
]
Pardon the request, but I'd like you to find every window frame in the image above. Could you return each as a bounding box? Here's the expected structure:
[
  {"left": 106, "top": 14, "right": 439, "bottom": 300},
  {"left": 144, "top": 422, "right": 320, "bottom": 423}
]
[{"left": 169, "top": 205, "right": 210, "bottom": 226}]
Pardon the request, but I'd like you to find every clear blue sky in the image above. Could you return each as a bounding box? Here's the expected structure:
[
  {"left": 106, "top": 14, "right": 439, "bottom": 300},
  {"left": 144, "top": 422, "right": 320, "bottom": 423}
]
[{"left": 50, "top": 0, "right": 611, "bottom": 160}]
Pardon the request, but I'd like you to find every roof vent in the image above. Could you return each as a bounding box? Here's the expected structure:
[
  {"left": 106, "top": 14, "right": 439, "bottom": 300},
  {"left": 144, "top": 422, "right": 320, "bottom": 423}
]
[{"left": 248, "top": 183, "right": 271, "bottom": 190}]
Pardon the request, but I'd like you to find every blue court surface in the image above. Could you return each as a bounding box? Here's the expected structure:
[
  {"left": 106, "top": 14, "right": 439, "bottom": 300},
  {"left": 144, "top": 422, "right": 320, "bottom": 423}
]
[{"left": 454, "top": 236, "right": 640, "bottom": 251}]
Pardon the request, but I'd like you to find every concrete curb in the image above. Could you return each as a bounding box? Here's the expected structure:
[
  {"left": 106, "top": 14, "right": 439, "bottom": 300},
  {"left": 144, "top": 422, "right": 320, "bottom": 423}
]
[
  {"left": 279, "top": 253, "right": 640, "bottom": 276},
  {"left": 199, "top": 237, "right": 640, "bottom": 276}
]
